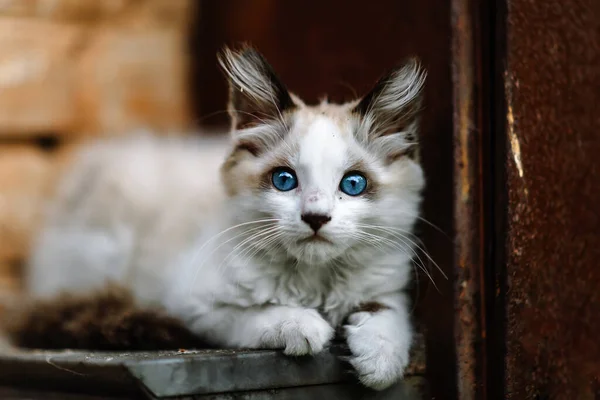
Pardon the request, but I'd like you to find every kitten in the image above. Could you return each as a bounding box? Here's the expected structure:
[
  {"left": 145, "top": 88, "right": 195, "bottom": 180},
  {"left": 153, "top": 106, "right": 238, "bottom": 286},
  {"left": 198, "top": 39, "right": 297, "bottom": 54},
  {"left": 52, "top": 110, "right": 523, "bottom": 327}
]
[{"left": 25, "top": 46, "right": 426, "bottom": 390}]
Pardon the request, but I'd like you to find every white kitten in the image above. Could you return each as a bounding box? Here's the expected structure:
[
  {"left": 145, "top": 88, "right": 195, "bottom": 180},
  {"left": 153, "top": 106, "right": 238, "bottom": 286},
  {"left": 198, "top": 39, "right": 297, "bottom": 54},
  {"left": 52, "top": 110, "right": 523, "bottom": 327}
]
[{"left": 26, "top": 46, "right": 426, "bottom": 391}]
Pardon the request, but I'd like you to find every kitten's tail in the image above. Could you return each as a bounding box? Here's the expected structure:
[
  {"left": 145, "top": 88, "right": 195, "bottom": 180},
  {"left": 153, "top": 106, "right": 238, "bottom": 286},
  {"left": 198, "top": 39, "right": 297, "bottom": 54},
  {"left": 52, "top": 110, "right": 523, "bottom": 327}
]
[{"left": 3, "top": 285, "right": 207, "bottom": 351}]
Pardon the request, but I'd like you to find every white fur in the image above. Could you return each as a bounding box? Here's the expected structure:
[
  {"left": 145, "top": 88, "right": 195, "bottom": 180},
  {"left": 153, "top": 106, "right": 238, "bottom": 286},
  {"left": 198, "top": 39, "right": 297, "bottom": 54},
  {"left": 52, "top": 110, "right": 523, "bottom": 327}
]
[
  {"left": 345, "top": 293, "right": 413, "bottom": 389},
  {"left": 218, "top": 47, "right": 278, "bottom": 107},
  {"left": 26, "top": 50, "right": 427, "bottom": 391},
  {"left": 27, "top": 133, "right": 229, "bottom": 305}
]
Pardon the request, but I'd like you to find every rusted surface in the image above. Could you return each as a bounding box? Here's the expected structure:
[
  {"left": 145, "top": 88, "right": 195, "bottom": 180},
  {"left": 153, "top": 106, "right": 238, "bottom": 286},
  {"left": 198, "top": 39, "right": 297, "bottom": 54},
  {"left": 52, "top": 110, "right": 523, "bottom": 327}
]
[
  {"left": 406, "top": 332, "right": 428, "bottom": 377},
  {"left": 504, "top": 0, "right": 600, "bottom": 398},
  {"left": 451, "top": 0, "right": 486, "bottom": 398}
]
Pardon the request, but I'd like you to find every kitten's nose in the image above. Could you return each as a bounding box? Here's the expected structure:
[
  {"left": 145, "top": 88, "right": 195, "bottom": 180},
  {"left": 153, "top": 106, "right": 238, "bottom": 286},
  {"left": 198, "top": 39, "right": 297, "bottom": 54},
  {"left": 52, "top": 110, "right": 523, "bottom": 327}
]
[{"left": 301, "top": 213, "right": 331, "bottom": 233}]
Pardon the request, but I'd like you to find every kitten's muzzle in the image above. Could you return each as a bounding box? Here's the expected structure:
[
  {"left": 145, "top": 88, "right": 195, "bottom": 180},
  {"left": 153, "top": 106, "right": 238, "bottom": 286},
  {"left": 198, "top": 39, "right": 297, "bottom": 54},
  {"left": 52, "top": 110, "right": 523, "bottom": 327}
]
[{"left": 301, "top": 213, "right": 331, "bottom": 233}]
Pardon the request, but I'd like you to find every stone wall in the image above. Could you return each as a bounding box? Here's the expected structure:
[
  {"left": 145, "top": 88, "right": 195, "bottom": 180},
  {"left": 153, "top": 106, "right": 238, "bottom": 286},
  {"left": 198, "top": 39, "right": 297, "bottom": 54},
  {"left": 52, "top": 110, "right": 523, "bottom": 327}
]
[{"left": 0, "top": 0, "right": 194, "bottom": 306}]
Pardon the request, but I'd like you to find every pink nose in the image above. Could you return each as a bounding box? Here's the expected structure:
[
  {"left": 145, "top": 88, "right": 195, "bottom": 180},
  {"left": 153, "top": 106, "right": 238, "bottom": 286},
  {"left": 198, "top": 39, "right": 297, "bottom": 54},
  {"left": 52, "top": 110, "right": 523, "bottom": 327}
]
[{"left": 301, "top": 213, "right": 331, "bottom": 232}]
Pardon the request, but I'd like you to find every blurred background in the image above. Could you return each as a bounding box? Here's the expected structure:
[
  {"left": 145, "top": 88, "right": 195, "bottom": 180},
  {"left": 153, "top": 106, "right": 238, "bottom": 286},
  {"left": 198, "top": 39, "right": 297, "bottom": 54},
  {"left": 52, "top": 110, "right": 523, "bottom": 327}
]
[{"left": 0, "top": 0, "right": 191, "bottom": 306}]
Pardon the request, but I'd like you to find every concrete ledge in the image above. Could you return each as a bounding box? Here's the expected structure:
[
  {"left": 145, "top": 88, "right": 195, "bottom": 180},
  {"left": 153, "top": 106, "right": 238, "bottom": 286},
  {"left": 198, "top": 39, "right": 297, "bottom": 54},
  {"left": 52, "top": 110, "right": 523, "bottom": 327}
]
[{"left": 0, "top": 337, "right": 426, "bottom": 399}]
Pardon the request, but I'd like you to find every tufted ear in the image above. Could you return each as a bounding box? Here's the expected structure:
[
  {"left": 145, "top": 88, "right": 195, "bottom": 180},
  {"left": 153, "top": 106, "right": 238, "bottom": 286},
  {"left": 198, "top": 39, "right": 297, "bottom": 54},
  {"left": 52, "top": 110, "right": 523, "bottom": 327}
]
[
  {"left": 354, "top": 58, "right": 426, "bottom": 162},
  {"left": 218, "top": 46, "right": 296, "bottom": 131}
]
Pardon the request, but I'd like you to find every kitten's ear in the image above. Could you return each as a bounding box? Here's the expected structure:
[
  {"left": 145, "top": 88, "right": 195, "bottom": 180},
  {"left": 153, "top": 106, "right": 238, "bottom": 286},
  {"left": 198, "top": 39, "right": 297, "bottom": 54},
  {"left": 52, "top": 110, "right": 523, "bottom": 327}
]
[
  {"left": 218, "top": 46, "right": 296, "bottom": 131},
  {"left": 354, "top": 58, "right": 426, "bottom": 161}
]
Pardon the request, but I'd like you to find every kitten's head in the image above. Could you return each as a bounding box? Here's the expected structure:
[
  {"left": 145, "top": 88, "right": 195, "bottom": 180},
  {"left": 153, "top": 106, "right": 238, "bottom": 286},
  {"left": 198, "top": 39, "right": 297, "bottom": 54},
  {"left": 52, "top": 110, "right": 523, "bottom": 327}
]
[{"left": 218, "top": 46, "right": 426, "bottom": 265}]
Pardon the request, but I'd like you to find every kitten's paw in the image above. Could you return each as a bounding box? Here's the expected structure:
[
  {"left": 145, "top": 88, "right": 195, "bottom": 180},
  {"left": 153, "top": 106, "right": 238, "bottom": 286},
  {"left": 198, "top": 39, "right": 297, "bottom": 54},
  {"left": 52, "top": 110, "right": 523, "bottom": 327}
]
[
  {"left": 262, "top": 308, "right": 334, "bottom": 356},
  {"left": 344, "top": 312, "right": 410, "bottom": 391}
]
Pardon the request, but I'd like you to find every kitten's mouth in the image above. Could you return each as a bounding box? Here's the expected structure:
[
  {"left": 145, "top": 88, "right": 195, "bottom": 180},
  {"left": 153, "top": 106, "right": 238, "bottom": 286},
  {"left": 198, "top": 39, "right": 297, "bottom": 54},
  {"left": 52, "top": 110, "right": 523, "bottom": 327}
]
[{"left": 298, "top": 234, "right": 332, "bottom": 244}]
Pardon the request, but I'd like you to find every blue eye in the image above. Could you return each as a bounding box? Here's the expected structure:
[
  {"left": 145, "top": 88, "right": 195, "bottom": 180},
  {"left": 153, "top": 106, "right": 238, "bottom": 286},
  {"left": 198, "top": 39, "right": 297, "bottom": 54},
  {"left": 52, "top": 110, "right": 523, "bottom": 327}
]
[
  {"left": 340, "top": 173, "right": 367, "bottom": 196},
  {"left": 271, "top": 168, "right": 298, "bottom": 191}
]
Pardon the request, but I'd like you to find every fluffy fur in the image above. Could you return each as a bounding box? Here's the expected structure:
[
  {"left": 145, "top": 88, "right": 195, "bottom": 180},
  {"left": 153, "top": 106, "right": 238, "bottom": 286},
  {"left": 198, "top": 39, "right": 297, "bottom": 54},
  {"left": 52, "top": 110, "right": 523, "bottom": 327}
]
[{"left": 23, "top": 46, "right": 427, "bottom": 390}]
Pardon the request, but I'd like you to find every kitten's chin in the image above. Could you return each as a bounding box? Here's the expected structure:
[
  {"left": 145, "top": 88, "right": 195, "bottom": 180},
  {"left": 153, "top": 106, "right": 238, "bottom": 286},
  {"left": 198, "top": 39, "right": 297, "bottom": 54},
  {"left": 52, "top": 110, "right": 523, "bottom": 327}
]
[{"left": 286, "top": 239, "right": 346, "bottom": 265}]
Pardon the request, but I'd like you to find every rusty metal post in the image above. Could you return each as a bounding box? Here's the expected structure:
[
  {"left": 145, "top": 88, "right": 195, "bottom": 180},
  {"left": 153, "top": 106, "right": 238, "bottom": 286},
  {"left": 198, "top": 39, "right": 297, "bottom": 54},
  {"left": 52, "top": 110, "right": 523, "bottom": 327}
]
[
  {"left": 503, "top": 0, "right": 600, "bottom": 398},
  {"left": 451, "top": 0, "right": 488, "bottom": 398},
  {"left": 454, "top": 0, "right": 600, "bottom": 398}
]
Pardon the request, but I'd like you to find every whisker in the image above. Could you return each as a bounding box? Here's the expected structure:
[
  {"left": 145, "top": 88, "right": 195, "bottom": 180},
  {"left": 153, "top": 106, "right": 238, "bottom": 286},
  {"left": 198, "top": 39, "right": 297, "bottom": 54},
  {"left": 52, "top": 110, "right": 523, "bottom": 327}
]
[
  {"left": 230, "top": 232, "right": 284, "bottom": 271},
  {"left": 192, "top": 218, "right": 280, "bottom": 257},
  {"left": 349, "top": 229, "right": 422, "bottom": 310},
  {"left": 336, "top": 80, "right": 358, "bottom": 99},
  {"left": 356, "top": 223, "right": 448, "bottom": 280},
  {"left": 242, "top": 229, "right": 283, "bottom": 259},
  {"left": 247, "top": 231, "right": 284, "bottom": 262},
  {"left": 187, "top": 219, "right": 279, "bottom": 292},
  {"left": 220, "top": 227, "right": 282, "bottom": 268},
  {"left": 188, "top": 223, "right": 278, "bottom": 292},
  {"left": 395, "top": 210, "right": 449, "bottom": 239},
  {"left": 355, "top": 227, "right": 423, "bottom": 261},
  {"left": 267, "top": 91, "right": 288, "bottom": 131},
  {"left": 354, "top": 229, "right": 440, "bottom": 291}
]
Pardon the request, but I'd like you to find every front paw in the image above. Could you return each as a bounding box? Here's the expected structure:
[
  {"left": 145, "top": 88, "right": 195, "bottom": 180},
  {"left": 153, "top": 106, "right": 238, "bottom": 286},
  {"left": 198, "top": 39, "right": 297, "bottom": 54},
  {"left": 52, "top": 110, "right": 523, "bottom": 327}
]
[
  {"left": 262, "top": 308, "right": 334, "bottom": 356},
  {"left": 344, "top": 312, "right": 410, "bottom": 391}
]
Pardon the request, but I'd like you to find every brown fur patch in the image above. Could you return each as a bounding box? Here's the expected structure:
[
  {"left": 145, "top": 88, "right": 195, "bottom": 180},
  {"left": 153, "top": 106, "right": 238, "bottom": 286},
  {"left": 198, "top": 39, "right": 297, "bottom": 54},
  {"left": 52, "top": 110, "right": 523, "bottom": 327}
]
[
  {"left": 385, "top": 146, "right": 420, "bottom": 164},
  {"left": 220, "top": 147, "right": 261, "bottom": 196},
  {"left": 355, "top": 301, "right": 391, "bottom": 313},
  {"left": 234, "top": 141, "right": 261, "bottom": 157},
  {"left": 3, "top": 286, "right": 208, "bottom": 351}
]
